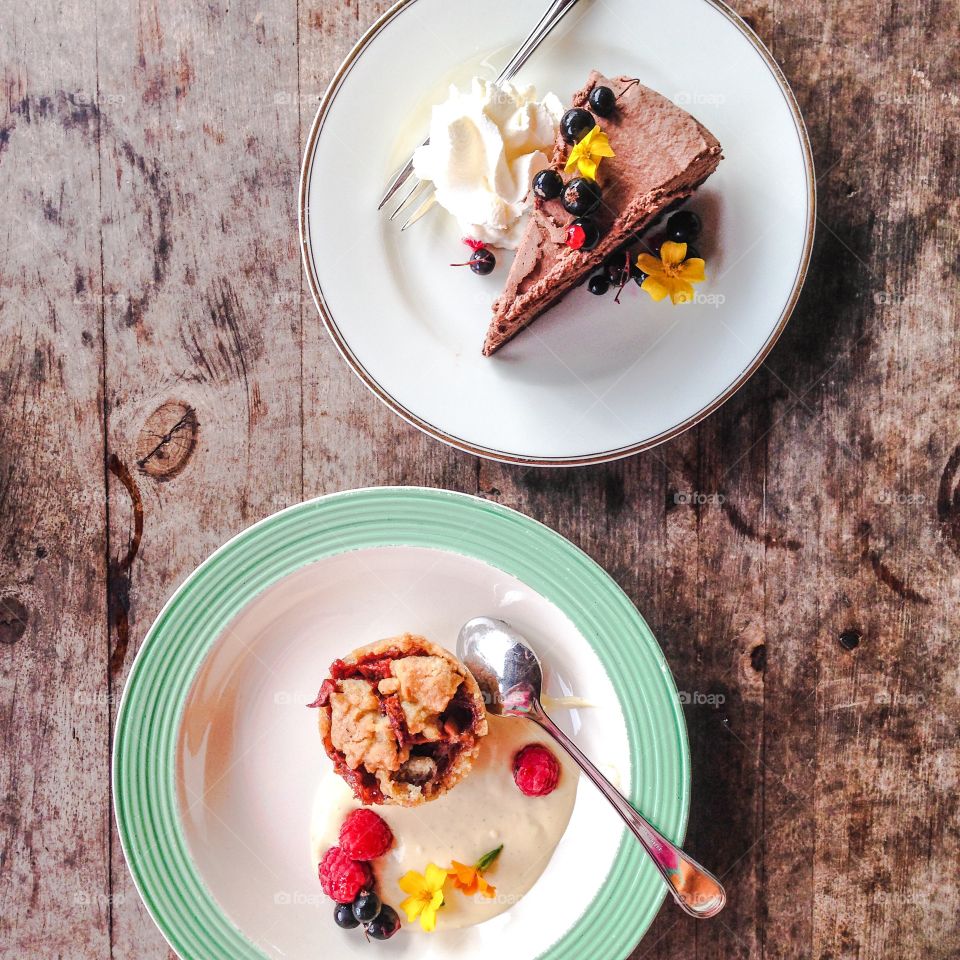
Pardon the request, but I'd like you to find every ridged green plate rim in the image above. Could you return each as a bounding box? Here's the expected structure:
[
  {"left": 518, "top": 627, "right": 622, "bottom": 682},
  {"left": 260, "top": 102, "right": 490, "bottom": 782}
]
[{"left": 114, "top": 487, "right": 690, "bottom": 960}]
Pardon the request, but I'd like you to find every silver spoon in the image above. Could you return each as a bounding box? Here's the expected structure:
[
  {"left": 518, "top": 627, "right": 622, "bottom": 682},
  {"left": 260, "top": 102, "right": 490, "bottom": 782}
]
[{"left": 457, "top": 616, "right": 726, "bottom": 919}]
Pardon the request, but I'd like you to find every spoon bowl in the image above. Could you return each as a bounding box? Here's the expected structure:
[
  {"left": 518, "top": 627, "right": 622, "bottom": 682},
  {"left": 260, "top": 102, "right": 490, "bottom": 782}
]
[{"left": 457, "top": 615, "right": 544, "bottom": 715}]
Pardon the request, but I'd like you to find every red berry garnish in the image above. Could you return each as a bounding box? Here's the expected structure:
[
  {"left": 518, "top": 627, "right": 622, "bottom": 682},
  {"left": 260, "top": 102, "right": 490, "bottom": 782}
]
[
  {"left": 566, "top": 218, "right": 600, "bottom": 251},
  {"left": 567, "top": 222, "right": 587, "bottom": 250},
  {"left": 318, "top": 845, "right": 372, "bottom": 903},
  {"left": 513, "top": 743, "right": 561, "bottom": 797},
  {"left": 339, "top": 808, "right": 394, "bottom": 861}
]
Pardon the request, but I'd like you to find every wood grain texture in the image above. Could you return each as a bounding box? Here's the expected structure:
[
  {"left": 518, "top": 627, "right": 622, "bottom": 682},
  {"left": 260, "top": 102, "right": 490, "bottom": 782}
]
[
  {"left": 0, "top": 1, "right": 112, "bottom": 955},
  {"left": 96, "top": 1, "right": 305, "bottom": 955},
  {"left": 1, "top": 0, "right": 957, "bottom": 958}
]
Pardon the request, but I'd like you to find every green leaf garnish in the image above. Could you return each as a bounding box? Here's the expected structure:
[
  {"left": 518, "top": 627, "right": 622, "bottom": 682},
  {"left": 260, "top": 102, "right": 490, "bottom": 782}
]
[{"left": 474, "top": 845, "right": 503, "bottom": 872}]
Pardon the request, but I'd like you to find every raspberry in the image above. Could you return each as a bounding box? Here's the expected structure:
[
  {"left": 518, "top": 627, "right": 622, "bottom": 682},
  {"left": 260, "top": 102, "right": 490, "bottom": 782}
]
[
  {"left": 339, "top": 808, "right": 394, "bottom": 861},
  {"left": 318, "top": 846, "right": 372, "bottom": 903},
  {"left": 513, "top": 743, "right": 561, "bottom": 797}
]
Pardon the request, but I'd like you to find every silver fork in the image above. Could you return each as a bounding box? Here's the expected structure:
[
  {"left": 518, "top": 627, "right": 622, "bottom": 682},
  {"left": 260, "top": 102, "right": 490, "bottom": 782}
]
[{"left": 379, "top": 0, "right": 584, "bottom": 230}]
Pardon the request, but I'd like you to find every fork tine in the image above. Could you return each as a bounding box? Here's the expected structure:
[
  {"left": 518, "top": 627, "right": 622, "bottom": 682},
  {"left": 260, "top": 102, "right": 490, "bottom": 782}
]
[
  {"left": 378, "top": 156, "right": 418, "bottom": 211},
  {"left": 389, "top": 177, "right": 430, "bottom": 222},
  {"left": 400, "top": 190, "right": 437, "bottom": 231}
]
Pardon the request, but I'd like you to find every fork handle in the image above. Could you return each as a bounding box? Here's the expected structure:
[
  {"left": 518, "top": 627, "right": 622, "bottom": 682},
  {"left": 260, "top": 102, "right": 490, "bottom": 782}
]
[{"left": 495, "top": 0, "right": 582, "bottom": 86}]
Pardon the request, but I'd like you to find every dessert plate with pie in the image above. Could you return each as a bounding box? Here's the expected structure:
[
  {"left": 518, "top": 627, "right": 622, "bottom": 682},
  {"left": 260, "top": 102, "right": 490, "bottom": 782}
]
[
  {"left": 300, "top": 0, "right": 814, "bottom": 465},
  {"left": 114, "top": 488, "right": 691, "bottom": 959}
]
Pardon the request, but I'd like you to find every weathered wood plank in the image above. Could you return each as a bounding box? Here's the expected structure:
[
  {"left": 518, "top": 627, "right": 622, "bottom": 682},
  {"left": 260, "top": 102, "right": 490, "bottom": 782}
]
[
  {"left": 761, "top": 1, "right": 960, "bottom": 956},
  {"left": 0, "top": 2, "right": 110, "bottom": 955},
  {"left": 94, "top": 0, "right": 305, "bottom": 954}
]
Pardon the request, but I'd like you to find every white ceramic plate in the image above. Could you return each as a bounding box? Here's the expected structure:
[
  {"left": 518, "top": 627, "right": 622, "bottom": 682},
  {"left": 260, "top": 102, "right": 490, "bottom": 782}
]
[{"left": 300, "top": 0, "right": 814, "bottom": 465}]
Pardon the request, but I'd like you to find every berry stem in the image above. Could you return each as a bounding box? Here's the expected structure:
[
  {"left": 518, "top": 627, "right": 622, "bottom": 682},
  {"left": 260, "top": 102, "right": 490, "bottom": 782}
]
[{"left": 614, "top": 249, "right": 631, "bottom": 304}]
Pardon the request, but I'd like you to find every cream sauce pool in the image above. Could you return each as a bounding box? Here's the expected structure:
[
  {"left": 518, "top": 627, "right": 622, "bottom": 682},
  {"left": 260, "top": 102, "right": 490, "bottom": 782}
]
[{"left": 310, "top": 714, "right": 578, "bottom": 930}]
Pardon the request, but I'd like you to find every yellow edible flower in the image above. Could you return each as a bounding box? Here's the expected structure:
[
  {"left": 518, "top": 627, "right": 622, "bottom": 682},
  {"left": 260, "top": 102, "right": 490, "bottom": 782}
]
[
  {"left": 398, "top": 863, "right": 447, "bottom": 932},
  {"left": 636, "top": 241, "right": 706, "bottom": 305},
  {"left": 564, "top": 125, "right": 615, "bottom": 180}
]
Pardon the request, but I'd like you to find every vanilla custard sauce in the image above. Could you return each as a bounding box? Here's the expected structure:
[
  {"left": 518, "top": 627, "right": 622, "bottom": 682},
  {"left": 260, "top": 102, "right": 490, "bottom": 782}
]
[{"left": 310, "top": 714, "right": 578, "bottom": 930}]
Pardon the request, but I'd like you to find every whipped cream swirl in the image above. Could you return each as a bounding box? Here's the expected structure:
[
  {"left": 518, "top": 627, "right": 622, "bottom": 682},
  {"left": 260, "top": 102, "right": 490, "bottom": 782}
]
[{"left": 413, "top": 78, "right": 563, "bottom": 249}]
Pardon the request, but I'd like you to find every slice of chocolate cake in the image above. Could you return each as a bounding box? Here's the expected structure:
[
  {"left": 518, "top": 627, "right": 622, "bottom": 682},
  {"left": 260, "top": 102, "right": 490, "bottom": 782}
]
[{"left": 483, "top": 72, "right": 723, "bottom": 356}]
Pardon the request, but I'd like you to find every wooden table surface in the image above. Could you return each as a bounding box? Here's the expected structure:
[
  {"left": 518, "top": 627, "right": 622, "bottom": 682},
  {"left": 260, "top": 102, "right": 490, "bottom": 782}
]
[{"left": 2, "top": 0, "right": 958, "bottom": 957}]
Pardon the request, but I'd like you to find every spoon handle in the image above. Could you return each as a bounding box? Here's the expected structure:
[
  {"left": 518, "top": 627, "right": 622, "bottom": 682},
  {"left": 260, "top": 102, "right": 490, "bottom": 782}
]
[{"left": 531, "top": 701, "right": 726, "bottom": 919}]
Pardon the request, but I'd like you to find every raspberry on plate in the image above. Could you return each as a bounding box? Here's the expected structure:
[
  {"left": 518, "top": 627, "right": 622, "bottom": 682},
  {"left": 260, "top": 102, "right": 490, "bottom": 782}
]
[
  {"left": 513, "top": 743, "right": 561, "bottom": 797},
  {"left": 318, "top": 845, "right": 372, "bottom": 903},
  {"left": 339, "top": 808, "right": 394, "bottom": 860}
]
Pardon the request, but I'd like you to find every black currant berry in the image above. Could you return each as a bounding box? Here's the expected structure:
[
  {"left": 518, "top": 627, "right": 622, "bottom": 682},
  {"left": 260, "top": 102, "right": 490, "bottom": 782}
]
[
  {"left": 588, "top": 275, "right": 610, "bottom": 296},
  {"left": 666, "top": 210, "right": 702, "bottom": 244},
  {"left": 352, "top": 891, "right": 381, "bottom": 924},
  {"left": 334, "top": 902, "right": 360, "bottom": 930},
  {"left": 470, "top": 248, "right": 496, "bottom": 275},
  {"left": 562, "top": 177, "right": 602, "bottom": 217},
  {"left": 366, "top": 904, "right": 401, "bottom": 941},
  {"left": 604, "top": 250, "right": 632, "bottom": 285},
  {"left": 566, "top": 218, "right": 601, "bottom": 251},
  {"left": 589, "top": 86, "right": 616, "bottom": 117},
  {"left": 560, "top": 108, "right": 595, "bottom": 145},
  {"left": 532, "top": 169, "right": 564, "bottom": 201}
]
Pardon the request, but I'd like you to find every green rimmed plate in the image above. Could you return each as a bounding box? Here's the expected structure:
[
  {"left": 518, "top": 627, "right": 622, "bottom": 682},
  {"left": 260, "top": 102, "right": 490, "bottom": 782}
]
[{"left": 114, "top": 487, "right": 690, "bottom": 959}]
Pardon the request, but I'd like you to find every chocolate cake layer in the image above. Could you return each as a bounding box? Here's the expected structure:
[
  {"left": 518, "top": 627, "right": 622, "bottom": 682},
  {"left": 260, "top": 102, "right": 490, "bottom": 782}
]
[{"left": 484, "top": 72, "right": 723, "bottom": 356}]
